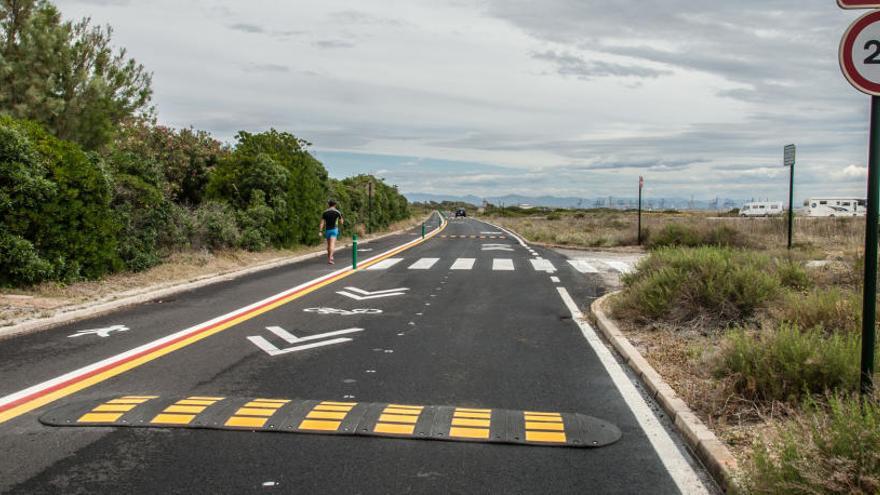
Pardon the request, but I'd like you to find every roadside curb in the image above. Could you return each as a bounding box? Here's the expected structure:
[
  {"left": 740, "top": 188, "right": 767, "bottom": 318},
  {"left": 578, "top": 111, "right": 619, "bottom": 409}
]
[
  {"left": 0, "top": 216, "right": 430, "bottom": 341},
  {"left": 590, "top": 293, "right": 739, "bottom": 493}
]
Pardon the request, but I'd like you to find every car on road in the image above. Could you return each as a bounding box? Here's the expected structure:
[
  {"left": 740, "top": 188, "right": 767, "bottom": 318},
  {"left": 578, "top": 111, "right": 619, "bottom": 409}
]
[{"left": 455, "top": 208, "right": 467, "bottom": 217}]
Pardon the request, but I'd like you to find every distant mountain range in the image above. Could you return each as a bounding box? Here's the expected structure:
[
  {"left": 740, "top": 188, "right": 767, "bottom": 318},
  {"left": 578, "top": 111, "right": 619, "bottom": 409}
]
[{"left": 404, "top": 192, "right": 748, "bottom": 211}]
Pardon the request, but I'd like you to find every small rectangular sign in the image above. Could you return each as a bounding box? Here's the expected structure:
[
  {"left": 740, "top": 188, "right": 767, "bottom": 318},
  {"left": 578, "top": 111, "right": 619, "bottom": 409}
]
[
  {"left": 838, "top": 0, "right": 880, "bottom": 8},
  {"left": 784, "top": 144, "right": 796, "bottom": 167}
]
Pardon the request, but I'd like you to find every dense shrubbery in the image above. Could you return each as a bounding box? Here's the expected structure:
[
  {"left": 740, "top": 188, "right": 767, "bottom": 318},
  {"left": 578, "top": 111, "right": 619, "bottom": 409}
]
[
  {"left": 647, "top": 223, "right": 749, "bottom": 249},
  {"left": 0, "top": 2, "right": 410, "bottom": 286}
]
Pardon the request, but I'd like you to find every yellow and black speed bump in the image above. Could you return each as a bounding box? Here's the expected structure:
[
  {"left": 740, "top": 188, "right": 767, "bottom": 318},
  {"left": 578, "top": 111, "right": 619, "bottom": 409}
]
[{"left": 40, "top": 396, "right": 622, "bottom": 449}]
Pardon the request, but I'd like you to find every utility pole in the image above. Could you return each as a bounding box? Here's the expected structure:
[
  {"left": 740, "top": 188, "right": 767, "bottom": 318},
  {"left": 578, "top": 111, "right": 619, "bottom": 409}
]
[{"left": 637, "top": 176, "right": 644, "bottom": 245}]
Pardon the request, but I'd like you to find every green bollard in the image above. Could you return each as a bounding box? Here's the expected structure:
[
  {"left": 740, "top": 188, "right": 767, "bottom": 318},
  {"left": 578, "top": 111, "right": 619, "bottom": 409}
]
[
  {"left": 352, "top": 234, "right": 358, "bottom": 269},
  {"left": 422, "top": 223, "right": 425, "bottom": 239}
]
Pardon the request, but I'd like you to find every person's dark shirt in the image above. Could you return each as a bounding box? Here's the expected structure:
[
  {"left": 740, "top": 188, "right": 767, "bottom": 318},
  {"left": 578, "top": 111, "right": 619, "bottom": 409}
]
[{"left": 322, "top": 208, "right": 342, "bottom": 230}]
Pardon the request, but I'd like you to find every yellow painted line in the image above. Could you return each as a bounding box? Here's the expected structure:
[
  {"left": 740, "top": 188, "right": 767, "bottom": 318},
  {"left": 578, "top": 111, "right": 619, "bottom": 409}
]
[
  {"left": 453, "top": 412, "right": 491, "bottom": 419},
  {"left": 374, "top": 423, "right": 415, "bottom": 435},
  {"left": 164, "top": 405, "right": 206, "bottom": 414},
  {"left": 151, "top": 414, "right": 195, "bottom": 425},
  {"left": 106, "top": 399, "right": 152, "bottom": 405},
  {"left": 298, "top": 420, "right": 341, "bottom": 431},
  {"left": 225, "top": 416, "right": 267, "bottom": 428},
  {"left": 320, "top": 401, "right": 357, "bottom": 406},
  {"left": 187, "top": 396, "right": 224, "bottom": 401},
  {"left": 314, "top": 405, "right": 354, "bottom": 412},
  {"left": 253, "top": 399, "right": 290, "bottom": 404},
  {"left": 306, "top": 411, "right": 348, "bottom": 420},
  {"left": 451, "top": 418, "right": 491, "bottom": 428},
  {"left": 455, "top": 408, "right": 491, "bottom": 413},
  {"left": 120, "top": 395, "right": 159, "bottom": 400},
  {"left": 524, "top": 411, "right": 561, "bottom": 416},
  {"left": 92, "top": 404, "right": 136, "bottom": 413},
  {"left": 175, "top": 400, "right": 217, "bottom": 406},
  {"left": 235, "top": 408, "right": 277, "bottom": 417},
  {"left": 449, "top": 427, "right": 490, "bottom": 439},
  {"left": 0, "top": 219, "right": 448, "bottom": 426},
  {"left": 244, "top": 401, "right": 285, "bottom": 409},
  {"left": 387, "top": 404, "right": 423, "bottom": 410},
  {"left": 526, "top": 422, "right": 565, "bottom": 431},
  {"left": 383, "top": 408, "right": 422, "bottom": 416},
  {"left": 524, "top": 415, "right": 563, "bottom": 422},
  {"left": 379, "top": 414, "right": 419, "bottom": 424},
  {"left": 526, "top": 431, "right": 567, "bottom": 443},
  {"left": 78, "top": 412, "right": 123, "bottom": 423}
]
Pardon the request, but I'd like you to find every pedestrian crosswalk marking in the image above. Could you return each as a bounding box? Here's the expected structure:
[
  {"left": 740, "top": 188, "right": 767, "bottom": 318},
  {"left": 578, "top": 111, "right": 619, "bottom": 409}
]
[
  {"left": 568, "top": 260, "right": 599, "bottom": 274},
  {"left": 450, "top": 258, "right": 476, "bottom": 270},
  {"left": 530, "top": 258, "right": 556, "bottom": 273},
  {"left": 493, "top": 259, "right": 515, "bottom": 271},
  {"left": 408, "top": 258, "right": 440, "bottom": 270},
  {"left": 606, "top": 261, "right": 634, "bottom": 274},
  {"left": 367, "top": 258, "right": 403, "bottom": 270}
]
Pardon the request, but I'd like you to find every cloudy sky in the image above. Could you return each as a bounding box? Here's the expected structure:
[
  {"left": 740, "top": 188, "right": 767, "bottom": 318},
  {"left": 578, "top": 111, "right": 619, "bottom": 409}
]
[{"left": 57, "top": 0, "right": 872, "bottom": 202}]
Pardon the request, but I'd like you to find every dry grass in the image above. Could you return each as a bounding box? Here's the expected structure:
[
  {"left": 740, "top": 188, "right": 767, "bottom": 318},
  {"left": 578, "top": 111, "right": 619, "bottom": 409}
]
[
  {"left": 485, "top": 210, "right": 866, "bottom": 254},
  {"left": 0, "top": 215, "right": 426, "bottom": 328}
]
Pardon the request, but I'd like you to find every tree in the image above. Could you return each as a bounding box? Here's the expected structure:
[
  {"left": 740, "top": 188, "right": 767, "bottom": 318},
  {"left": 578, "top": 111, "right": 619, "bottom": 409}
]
[{"left": 0, "top": 0, "right": 152, "bottom": 150}]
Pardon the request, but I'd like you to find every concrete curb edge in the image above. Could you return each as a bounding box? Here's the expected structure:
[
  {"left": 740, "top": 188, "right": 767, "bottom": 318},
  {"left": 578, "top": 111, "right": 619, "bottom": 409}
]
[
  {"left": 0, "top": 215, "right": 433, "bottom": 341},
  {"left": 590, "top": 292, "right": 739, "bottom": 493}
]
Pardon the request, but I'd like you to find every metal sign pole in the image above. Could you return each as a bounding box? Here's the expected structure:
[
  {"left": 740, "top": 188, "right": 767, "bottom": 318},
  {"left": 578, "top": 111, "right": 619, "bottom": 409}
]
[
  {"left": 637, "top": 177, "right": 643, "bottom": 245},
  {"left": 862, "top": 95, "right": 880, "bottom": 395},
  {"left": 788, "top": 159, "right": 795, "bottom": 250}
]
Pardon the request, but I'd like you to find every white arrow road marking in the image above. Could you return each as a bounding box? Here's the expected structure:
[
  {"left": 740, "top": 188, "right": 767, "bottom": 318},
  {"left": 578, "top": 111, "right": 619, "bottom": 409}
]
[
  {"left": 68, "top": 325, "right": 130, "bottom": 338},
  {"left": 247, "top": 327, "right": 364, "bottom": 356},
  {"left": 336, "top": 286, "right": 409, "bottom": 300}
]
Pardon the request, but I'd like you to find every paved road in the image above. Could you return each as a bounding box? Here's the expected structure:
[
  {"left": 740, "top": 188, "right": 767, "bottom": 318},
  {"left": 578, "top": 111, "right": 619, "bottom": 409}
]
[{"left": 0, "top": 213, "right": 716, "bottom": 494}]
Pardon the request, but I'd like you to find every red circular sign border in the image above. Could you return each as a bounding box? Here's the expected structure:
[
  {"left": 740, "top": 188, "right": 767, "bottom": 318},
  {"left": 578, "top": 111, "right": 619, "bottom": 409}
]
[{"left": 841, "top": 10, "right": 880, "bottom": 96}]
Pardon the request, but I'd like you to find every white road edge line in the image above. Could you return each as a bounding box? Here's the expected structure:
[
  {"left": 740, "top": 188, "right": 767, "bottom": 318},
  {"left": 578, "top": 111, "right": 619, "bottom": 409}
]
[
  {"left": 556, "top": 287, "right": 710, "bottom": 495},
  {"left": 0, "top": 219, "right": 444, "bottom": 411}
]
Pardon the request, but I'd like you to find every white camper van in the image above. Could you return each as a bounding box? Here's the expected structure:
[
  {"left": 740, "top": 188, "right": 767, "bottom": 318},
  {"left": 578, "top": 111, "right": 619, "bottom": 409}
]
[
  {"left": 740, "top": 201, "right": 784, "bottom": 217},
  {"left": 806, "top": 198, "right": 866, "bottom": 217}
]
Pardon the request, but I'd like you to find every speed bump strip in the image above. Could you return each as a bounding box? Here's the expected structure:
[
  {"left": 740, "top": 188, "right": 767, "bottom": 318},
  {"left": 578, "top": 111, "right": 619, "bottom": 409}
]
[{"left": 42, "top": 396, "right": 622, "bottom": 449}]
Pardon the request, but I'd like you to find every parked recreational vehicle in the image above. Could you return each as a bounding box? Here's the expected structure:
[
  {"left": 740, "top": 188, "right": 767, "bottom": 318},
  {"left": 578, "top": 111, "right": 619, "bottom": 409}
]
[
  {"left": 740, "top": 201, "right": 784, "bottom": 217},
  {"left": 806, "top": 198, "right": 866, "bottom": 217}
]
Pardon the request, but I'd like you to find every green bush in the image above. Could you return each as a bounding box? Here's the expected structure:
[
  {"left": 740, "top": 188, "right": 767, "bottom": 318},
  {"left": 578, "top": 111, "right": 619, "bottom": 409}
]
[
  {"left": 0, "top": 116, "right": 120, "bottom": 285},
  {"left": 237, "top": 191, "right": 274, "bottom": 251},
  {"left": 546, "top": 212, "right": 562, "bottom": 221},
  {"left": 716, "top": 325, "right": 860, "bottom": 402},
  {"left": 647, "top": 223, "right": 748, "bottom": 249},
  {"left": 191, "top": 201, "right": 240, "bottom": 250},
  {"left": 775, "top": 258, "right": 812, "bottom": 290},
  {"left": 772, "top": 288, "right": 861, "bottom": 335},
  {"left": 0, "top": 233, "right": 54, "bottom": 285},
  {"left": 745, "top": 395, "right": 880, "bottom": 494},
  {"left": 613, "top": 247, "right": 780, "bottom": 327}
]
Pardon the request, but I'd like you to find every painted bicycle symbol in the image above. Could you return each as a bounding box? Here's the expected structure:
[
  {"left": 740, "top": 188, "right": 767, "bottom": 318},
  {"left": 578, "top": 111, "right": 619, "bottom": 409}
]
[{"left": 303, "top": 307, "right": 383, "bottom": 316}]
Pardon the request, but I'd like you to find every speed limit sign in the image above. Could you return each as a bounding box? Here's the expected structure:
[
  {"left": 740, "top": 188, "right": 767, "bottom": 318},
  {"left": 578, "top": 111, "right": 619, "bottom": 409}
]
[{"left": 841, "top": 10, "right": 880, "bottom": 95}]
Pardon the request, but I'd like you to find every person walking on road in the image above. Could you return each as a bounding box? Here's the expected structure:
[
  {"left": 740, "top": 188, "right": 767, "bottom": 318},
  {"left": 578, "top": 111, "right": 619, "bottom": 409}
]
[{"left": 319, "top": 200, "right": 344, "bottom": 264}]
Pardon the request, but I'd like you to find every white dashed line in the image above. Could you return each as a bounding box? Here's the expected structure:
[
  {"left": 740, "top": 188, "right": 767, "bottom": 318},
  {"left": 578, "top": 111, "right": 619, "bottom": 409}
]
[
  {"left": 567, "top": 259, "right": 599, "bottom": 274},
  {"left": 450, "top": 258, "right": 476, "bottom": 270},
  {"left": 408, "top": 258, "right": 440, "bottom": 270},
  {"left": 367, "top": 258, "right": 404, "bottom": 270},
  {"left": 492, "top": 259, "right": 515, "bottom": 271},
  {"left": 530, "top": 258, "right": 556, "bottom": 273}
]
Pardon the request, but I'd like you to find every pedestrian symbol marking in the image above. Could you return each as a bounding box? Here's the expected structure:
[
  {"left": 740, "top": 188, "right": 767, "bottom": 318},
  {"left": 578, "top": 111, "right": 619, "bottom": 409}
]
[{"left": 68, "top": 325, "right": 129, "bottom": 339}]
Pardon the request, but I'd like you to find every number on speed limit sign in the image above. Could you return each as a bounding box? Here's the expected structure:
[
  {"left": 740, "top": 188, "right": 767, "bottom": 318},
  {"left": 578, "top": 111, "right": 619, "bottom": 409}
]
[{"left": 841, "top": 10, "right": 880, "bottom": 95}]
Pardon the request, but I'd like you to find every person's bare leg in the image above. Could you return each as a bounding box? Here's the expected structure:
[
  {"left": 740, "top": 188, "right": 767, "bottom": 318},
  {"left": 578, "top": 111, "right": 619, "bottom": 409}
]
[{"left": 328, "top": 237, "right": 336, "bottom": 263}]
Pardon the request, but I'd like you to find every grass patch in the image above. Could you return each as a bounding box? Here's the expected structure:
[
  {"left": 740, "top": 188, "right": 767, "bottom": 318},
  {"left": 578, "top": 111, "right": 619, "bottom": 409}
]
[
  {"left": 745, "top": 395, "right": 880, "bottom": 494},
  {"left": 647, "top": 223, "right": 750, "bottom": 249},
  {"left": 716, "top": 325, "right": 861, "bottom": 402},
  {"left": 612, "top": 247, "right": 781, "bottom": 328},
  {"left": 771, "top": 288, "right": 861, "bottom": 335}
]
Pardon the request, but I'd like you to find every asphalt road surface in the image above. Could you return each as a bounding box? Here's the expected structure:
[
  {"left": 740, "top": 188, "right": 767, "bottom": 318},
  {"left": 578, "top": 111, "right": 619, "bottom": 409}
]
[{"left": 0, "top": 213, "right": 717, "bottom": 494}]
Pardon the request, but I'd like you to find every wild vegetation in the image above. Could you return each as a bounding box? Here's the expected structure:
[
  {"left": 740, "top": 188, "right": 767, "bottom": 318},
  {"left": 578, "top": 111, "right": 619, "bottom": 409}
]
[
  {"left": 0, "top": 0, "right": 410, "bottom": 288},
  {"left": 482, "top": 206, "right": 880, "bottom": 492}
]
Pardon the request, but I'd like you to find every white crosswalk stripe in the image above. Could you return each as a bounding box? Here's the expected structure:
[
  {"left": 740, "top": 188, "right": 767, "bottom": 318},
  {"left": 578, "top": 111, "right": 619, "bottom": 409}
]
[
  {"left": 450, "top": 258, "right": 476, "bottom": 270},
  {"left": 568, "top": 259, "right": 599, "bottom": 273},
  {"left": 493, "top": 259, "right": 515, "bottom": 271},
  {"left": 408, "top": 258, "right": 440, "bottom": 270},
  {"left": 530, "top": 258, "right": 556, "bottom": 273},
  {"left": 367, "top": 258, "right": 403, "bottom": 270}
]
